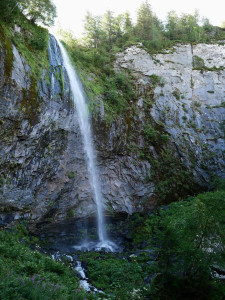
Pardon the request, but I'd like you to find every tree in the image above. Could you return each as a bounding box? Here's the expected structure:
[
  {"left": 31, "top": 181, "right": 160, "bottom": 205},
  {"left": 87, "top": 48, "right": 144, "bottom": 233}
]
[
  {"left": 83, "top": 12, "right": 104, "bottom": 48},
  {"left": 166, "top": 10, "right": 179, "bottom": 40},
  {"left": 123, "top": 11, "right": 133, "bottom": 35},
  {"left": 102, "top": 10, "right": 117, "bottom": 46},
  {"left": 0, "top": 0, "right": 20, "bottom": 22},
  {"left": 0, "top": 0, "right": 56, "bottom": 26},
  {"left": 150, "top": 190, "right": 225, "bottom": 299},
  {"left": 135, "top": 0, "right": 154, "bottom": 41},
  {"left": 19, "top": 0, "right": 57, "bottom": 26},
  {"left": 178, "top": 10, "right": 200, "bottom": 41}
]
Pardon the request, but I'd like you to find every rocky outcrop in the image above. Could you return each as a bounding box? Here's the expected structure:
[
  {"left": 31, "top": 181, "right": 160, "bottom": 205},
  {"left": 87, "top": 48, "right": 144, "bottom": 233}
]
[
  {"left": 112, "top": 44, "right": 225, "bottom": 182},
  {"left": 1, "top": 36, "right": 225, "bottom": 227}
]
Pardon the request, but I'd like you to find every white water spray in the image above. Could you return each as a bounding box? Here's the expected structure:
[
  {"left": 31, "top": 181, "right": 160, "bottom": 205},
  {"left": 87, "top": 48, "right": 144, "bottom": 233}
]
[{"left": 58, "top": 42, "right": 116, "bottom": 250}]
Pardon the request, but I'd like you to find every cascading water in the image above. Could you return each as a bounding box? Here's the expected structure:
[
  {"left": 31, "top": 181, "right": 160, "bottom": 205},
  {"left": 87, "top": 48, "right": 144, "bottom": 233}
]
[{"left": 58, "top": 41, "right": 116, "bottom": 251}]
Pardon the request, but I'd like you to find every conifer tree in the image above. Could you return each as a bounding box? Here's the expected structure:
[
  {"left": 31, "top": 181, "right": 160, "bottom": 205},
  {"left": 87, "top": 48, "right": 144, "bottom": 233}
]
[
  {"left": 83, "top": 12, "right": 104, "bottom": 48},
  {"left": 123, "top": 12, "right": 133, "bottom": 35},
  {"left": 102, "top": 10, "right": 117, "bottom": 46},
  {"left": 135, "top": 0, "right": 154, "bottom": 41}
]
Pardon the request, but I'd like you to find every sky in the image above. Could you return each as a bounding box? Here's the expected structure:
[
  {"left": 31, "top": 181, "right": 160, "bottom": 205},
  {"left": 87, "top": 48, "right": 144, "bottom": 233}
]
[{"left": 52, "top": 0, "right": 225, "bottom": 37}]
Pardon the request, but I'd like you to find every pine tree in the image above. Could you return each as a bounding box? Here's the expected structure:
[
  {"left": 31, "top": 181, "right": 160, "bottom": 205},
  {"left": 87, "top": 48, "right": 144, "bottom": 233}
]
[
  {"left": 123, "top": 12, "right": 133, "bottom": 35},
  {"left": 83, "top": 12, "right": 104, "bottom": 48},
  {"left": 135, "top": 0, "right": 154, "bottom": 41},
  {"left": 166, "top": 11, "right": 179, "bottom": 40},
  {"left": 102, "top": 10, "right": 116, "bottom": 46}
]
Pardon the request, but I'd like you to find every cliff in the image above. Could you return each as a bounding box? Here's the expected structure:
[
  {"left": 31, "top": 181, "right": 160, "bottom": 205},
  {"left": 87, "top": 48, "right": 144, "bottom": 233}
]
[{"left": 0, "top": 27, "right": 225, "bottom": 226}]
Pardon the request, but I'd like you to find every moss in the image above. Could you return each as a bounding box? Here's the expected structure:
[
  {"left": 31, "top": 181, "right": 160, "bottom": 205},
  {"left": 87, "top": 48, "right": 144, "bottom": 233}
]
[
  {"left": 67, "top": 172, "right": 75, "bottom": 179},
  {"left": 20, "top": 76, "right": 41, "bottom": 125},
  {"left": 66, "top": 209, "right": 75, "bottom": 219},
  {"left": 0, "top": 25, "right": 13, "bottom": 82},
  {"left": 140, "top": 116, "right": 202, "bottom": 202},
  {"left": 193, "top": 55, "right": 224, "bottom": 72},
  {"left": 193, "top": 55, "right": 205, "bottom": 69},
  {"left": 59, "top": 66, "right": 64, "bottom": 92}
]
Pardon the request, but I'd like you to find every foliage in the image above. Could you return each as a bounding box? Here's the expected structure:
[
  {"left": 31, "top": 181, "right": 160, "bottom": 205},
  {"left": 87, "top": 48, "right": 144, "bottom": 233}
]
[
  {"left": 0, "top": 10, "right": 49, "bottom": 80},
  {"left": 0, "top": 228, "right": 93, "bottom": 299},
  {"left": 80, "top": 251, "right": 149, "bottom": 299},
  {"left": 82, "top": 12, "right": 105, "bottom": 49},
  {"left": 19, "top": 0, "right": 57, "bottom": 27},
  {"left": 125, "top": 213, "right": 152, "bottom": 248},
  {"left": 172, "top": 89, "right": 181, "bottom": 100},
  {"left": 0, "top": 0, "right": 56, "bottom": 26},
  {"left": 0, "top": 0, "right": 20, "bottom": 23},
  {"left": 135, "top": 0, "right": 164, "bottom": 48},
  {"left": 149, "top": 190, "right": 225, "bottom": 299}
]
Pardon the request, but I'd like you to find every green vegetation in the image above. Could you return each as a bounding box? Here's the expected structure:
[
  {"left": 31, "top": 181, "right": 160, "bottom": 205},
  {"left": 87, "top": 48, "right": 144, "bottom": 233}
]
[
  {"left": 0, "top": 12, "right": 49, "bottom": 80},
  {"left": 193, "top": 55, "right": 205, "bottom": 69},
  {"left": 0, "top": 2, "right": 225, "bottom": 298},
  {"left": 67, "top": 172, "right": 76, "bottom": 179},
  {"left": 0, "top": 0, "right": 56, "bottom": 26},
  {"left": 142, "top": 118, "right": 199, "bottom": 202},
  {"left": 80, "top": 252, "right": 149, "bottom": 299},
  {"left": 0, "top": 0, "right": 57, "bottom": 82},
  {"left": 149, "top": 188, "right": 225, "bottom": 299},
  {"left": 0, "top": 3, "right": 53, "bottom": 123},
  {"left": 0, "top": 227, "right": 93, "bottom": 300},
  {"left": 18, "top": 0, "right": 56, "bottom": 27},
  {"left": 172, "top": 89, "right": 181, "bottom": 100}
]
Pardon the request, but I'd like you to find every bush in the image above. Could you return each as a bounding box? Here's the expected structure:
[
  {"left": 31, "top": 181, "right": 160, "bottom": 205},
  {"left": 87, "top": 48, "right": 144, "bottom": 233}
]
[
  {"left": 0, "top": 229, "right": 93, "bottom": 299},
  {"left": 150, "top": 190, "right": 225, "bottom": 299},
  {"left": 28, "top": 29, "right": 49, "bottom": 51},
  {"left": 80, "top": 252, "right": 147, "bottom": 299}
]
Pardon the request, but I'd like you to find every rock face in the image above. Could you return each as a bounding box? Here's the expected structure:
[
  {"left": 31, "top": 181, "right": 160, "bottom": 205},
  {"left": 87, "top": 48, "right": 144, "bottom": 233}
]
[
  {"left": 0, "top": 36, "right": 225, "bottom": 226},
  {"left": 113, "top": 44, "right": 225, "bottom": 182}
]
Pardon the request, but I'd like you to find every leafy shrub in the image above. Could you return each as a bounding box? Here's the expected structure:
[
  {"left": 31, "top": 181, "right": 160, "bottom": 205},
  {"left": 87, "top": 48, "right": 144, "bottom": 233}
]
[
  {"left": 149, "top": 190, "right": 225, "bottom": 299},
  {"left": 28, "top": 29, "right": 49, "bottom": 51},
  {"left": 144, "top": 124, "right": 158, "bottom": 142},
  {"left": 172, "top": 89, "right": 181, "bottom": 100},
  {"left": 0, "top": 229, "right": 93, "bottom": 299},
  {"left": 80, "top": 252, "right": 148, "bottom": 299}
]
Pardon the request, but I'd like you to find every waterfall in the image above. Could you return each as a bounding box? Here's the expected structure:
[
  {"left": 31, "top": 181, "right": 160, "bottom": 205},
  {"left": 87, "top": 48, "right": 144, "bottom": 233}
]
[{"left": 58, "top": 41, "right": 116, "bottom": 251}]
